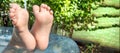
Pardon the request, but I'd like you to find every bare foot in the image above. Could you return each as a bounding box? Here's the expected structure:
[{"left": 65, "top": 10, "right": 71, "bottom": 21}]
[
  {"left": 31, "top": 4, "right": 53, "bottom": 50},
  {"left": 9, "top": 3, "right": 29, "bottom": 31},
  {"left": 9, "top": 3, "right": 36, "bottom": 51}
]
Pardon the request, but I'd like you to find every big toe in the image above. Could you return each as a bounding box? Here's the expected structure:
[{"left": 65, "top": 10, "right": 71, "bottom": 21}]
[{"left": 33, "top": 5, "right": 40, "bottom": 14}]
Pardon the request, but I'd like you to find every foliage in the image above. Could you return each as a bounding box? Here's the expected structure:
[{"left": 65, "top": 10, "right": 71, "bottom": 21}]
[
  {"left": 41, "top": 0, "right": 101, "bottom": 32},
  {"left": 43, "top": 0, "right": 101, "bottom": 37},
  {"left": 0, "top": 0, "right": 101, "bottom": 35},
  {"left": 0, "top": 0, "right": 11, "bottom": 26}
]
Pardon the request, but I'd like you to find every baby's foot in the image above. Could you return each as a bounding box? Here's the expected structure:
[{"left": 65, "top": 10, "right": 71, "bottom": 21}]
[
  {"left": 9, "top": 3, "right": 29, "bottom": 32},
  {"left": 31, "top": 4, "right": 53, "bottom": 50},
  {"left": 9, "top": 3, "right": 36, "bottom": 51}
]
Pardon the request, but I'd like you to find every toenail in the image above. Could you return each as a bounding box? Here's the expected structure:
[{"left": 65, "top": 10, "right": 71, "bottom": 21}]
[
  {"left": 41, "top": 3, "right": 45, "bottom": 5},
  {"left": 50, "top": 10, "right": 53, "bottom": 15}
]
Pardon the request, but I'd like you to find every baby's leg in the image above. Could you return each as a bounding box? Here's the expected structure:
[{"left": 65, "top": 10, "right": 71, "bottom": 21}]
[
  {"left": 7, "top": 3, "right": 36, "bottom": 51},
  {"left": 31, "top": 4, "right": 53, "bottom": 50},
  {"left": 2, "top": 30, "right": 33, "bottom": 53}
]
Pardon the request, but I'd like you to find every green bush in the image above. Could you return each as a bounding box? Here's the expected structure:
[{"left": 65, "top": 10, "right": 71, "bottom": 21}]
[
  {"left": 0, "top": 0, "right": 11, "bottom": 26},
  {"left": 0, "top": 0, "right": 101, "bottom": 36}
]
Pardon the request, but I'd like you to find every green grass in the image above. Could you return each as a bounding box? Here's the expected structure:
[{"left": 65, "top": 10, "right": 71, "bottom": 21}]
[
  {"left": 96, "top": 17, "right": 120, "bottom": 27},
  {"left": 91, "top": 7, "right": 120, "bottom": 17},
  {"left": 73, "top": 27, "right": 120, "bottom": 50}
]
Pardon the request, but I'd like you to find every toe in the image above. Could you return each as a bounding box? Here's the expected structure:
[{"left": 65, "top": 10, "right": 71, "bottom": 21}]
[
  {"left": 33, "top": 5, "right": 40, "bottom": 14},
  {"left": 41, "top": 4, "right": 51, "bottom": 11},
  {"left": 42, "top": 4, "right": 48, "bottom": 8},
  {"left": 9, "top": 8, "right": 15, "bottom": 18},
  {"left": 40, "top": 4, "right": 47, "bottom": 12},
  {"left": 12, "top": 17, "right": 17, "bottom": 25},
  {"left": 46, "top": 6, "right": 51, "bottom": 11},
  {"left": 9, "top": 13, "right": 15, "bottom": 18},
  {"left": 45, "top": 5, "right": 51, "bottom": 11},
  {"left": 10, "top": 3, "right": 21, "bottom": 10},
  {"left": 50, "top": 10, "right": 53, "bottom": 15},
  {"left": 9, "top": 8, "right": 15, "bottom": 13}
]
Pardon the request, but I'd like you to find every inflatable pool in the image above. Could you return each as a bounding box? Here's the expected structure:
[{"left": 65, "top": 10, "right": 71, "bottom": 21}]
[{"left": 0, "top": 27, "right": 80, "bottom": 53}]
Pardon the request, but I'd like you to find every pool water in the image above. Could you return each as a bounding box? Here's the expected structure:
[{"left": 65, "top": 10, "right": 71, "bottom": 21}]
[
  {"left": 0, "top": 27, "right": 80, "bottom": 53},
  {"left": 0, "top": 27, "right": 13, "bottom": 53}
]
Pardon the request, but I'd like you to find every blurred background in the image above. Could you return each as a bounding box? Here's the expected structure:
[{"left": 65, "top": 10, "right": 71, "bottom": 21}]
[{"left": 0, "top": 0, "right": 120, "bottom": 53}]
